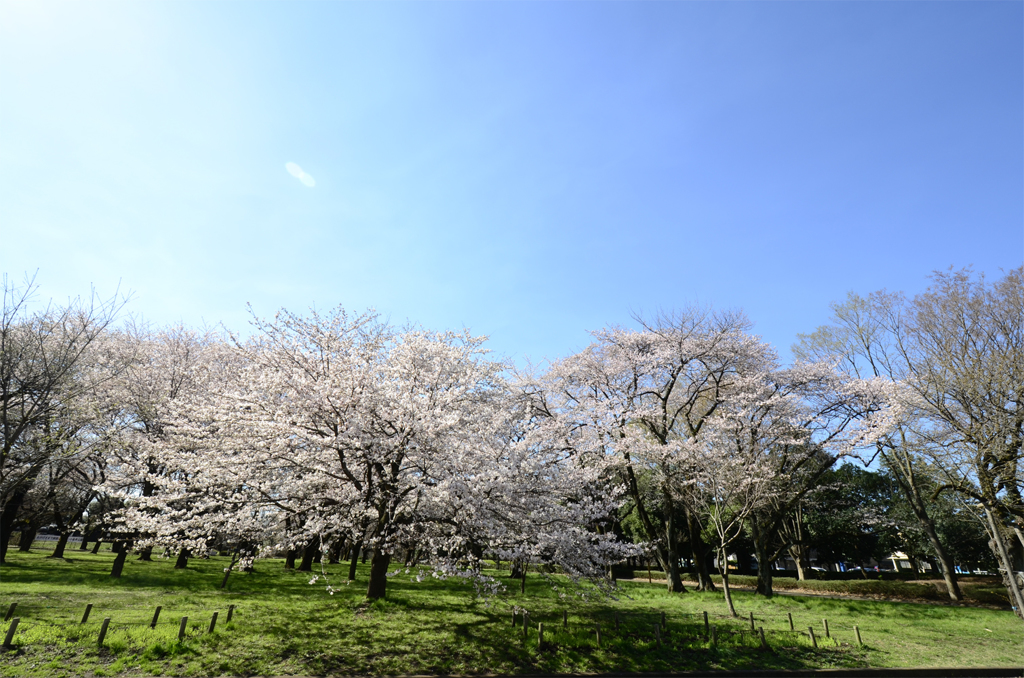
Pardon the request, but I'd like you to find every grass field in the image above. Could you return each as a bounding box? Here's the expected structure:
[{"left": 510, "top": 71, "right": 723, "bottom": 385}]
[{"left": 1, "top": 545, "right": 1022, "bottom": 676}]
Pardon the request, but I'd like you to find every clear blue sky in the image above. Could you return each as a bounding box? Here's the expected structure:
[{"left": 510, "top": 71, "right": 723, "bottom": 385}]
[{"left": 2, "top": 1, "right": 1021, "bottom": 365}]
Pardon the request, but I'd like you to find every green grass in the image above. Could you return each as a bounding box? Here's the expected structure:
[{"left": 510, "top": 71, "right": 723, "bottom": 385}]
[{"left": 1, "top": 546, "right": 1022, "bottom": 676}]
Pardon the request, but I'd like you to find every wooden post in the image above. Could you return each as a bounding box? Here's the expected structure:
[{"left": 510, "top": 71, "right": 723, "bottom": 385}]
[
  {"left": 749, "top": 611, "right": 755, "bottom": 631},
  {"left": 563, "top": 609, "right": 568, "bottom": 628},
  {"left": 822, "top": 618, "right": 829, "bottom": 638},
  {"left": 854, "top": 625, "right": 862, "bottom": 646},
  {"left": 661, "top": 610, "right": 666, "bottom": 628},
  {"left": 703, "top": 611, "right": 709, "bottom": 636},
  {"left": 81, "top": 604, "right": 93, "bottom": 624},
  {"left": 227, "top": 605, "right": 235, "bottom": 622},
  {"left": 178, "top": 616, "right": 188, "bottom": 642},
  {"left": 758, "top": 626, "right": 767, "bottom": 650},
  {"left": 538, "top": 622, "right": 544, "bottom": 648},
  {"left": 3, "top": 603, "right": 16, "bottom": 622},
  {"left": 522, "top": 611, "right": 529, "bottom": 636},
  {"left": 2, "top": 618, "right": 19, "bottom": 648},
  {"left": 595, "top": 625, "right": 601, "bottom": 648},
  {"left": 97, "top": 618, "right": 111, "bottom": 646},
  {"left": 654, "top": 623, "right": 662, "bottom": 648},
  {"left": 150, "top": 606, "right": 162, "bottom": 629},
  {"left": 614, "top": 612, "right": 620, "bottom": 630},
  {"left": 808, "top": 626, "right": 817, "bottom": 649},
  {"left": 208, "top": 612, "right": 218, "bottom": 634},
  {"left": 787, "top": 612, "right": 794, "bottom": 631},
  {"left": 710, "top": 625, "right": 717, "bottom": 648},
  {"left": 511, "top": 610, "right": 516, "bottom": 627}
]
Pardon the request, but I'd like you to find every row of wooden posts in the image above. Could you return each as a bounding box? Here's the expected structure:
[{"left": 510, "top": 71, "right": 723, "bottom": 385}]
[
  {"left": 2, "top": 602, "right": 236, "bottom": 650},
  {"left": 511, "top": 609, "right": 863, "bottom": 650}
]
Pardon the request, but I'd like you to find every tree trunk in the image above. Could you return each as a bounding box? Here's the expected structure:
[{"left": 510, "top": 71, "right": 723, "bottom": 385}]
[
  {"left": 110, "top": 542, "right": 132, "bottom": 578},
  {"left": 348, "top": 540, "right": 362, "bottom": 581},
  {"left": 920, "top": 517, "right": 963, "bottom": 601},
  {"left": 720, "top": 548, "right": 737, "bottom": 617},
  {"left": 284, "top": 549, "right": 297, "bottom": 569},
  {"left": 110, "top": 540, "right": 125, "bottom": 554},
  {"left": 49, "top": 532, "right": 71, "bottom": 559},
  {"left": 790, "top": 544, "right": 808, "bottom": 581},
  {"left": 0, "top": 488, "right": 29, "bottom": 563},
  {"left": 985, "top": 506, "right": 1024, "bottom": 619},
  {"left": 174, "top": 548, "right": 190, "bottom": 569},
  {"left": 686, "top": 508, "right": 716, "bottom": 591},
  {"left": 328, "top": 538, "right": 344, "bottom": 564},
  {"left": 18, "top": 524, "right": 38, "bottom": 552},
  {"left": 297, "top": 537, "right": 320, "bottom": 572},
  {"left": 366, "top": 548, "right": 391, "bottom": 599},
  {"left": 752, "top": 520, "right": 775, "bottom": 598},
  {"left": 91, "top": 539, "right": 103, "bottom": 554},
  {"left": 137, "top": 546, "right": 153, "bottom": 561}
]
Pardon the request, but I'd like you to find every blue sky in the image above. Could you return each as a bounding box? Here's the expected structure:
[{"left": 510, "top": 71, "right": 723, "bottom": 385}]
[{"left": 1, "top": 1, "right": 1021, "bottom": 366}]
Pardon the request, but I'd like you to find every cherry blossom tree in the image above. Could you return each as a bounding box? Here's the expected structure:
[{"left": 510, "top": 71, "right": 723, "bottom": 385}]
[
  {"left": 527, "top": 309, "right": 773, "bottom": 593},
  {"left": 129, "top": 307, "right": 633, "bottom": 599}
]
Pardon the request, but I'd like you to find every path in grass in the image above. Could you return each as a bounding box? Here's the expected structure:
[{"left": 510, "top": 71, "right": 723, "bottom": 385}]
[{"left": 1, "top": 547, "right": 1021, "bottom": 677}]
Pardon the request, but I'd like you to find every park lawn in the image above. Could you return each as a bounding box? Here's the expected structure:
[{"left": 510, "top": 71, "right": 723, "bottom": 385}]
[{"left": 0, "top": 546, "right": 1021, "bottom": 676}]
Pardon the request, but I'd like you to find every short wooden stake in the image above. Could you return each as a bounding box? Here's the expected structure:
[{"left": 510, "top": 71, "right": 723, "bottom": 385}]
[
  {"left": 563, "top": 609, "right": 568, "bottom": 628},
  {"left": 703, "top": 610, "right": 709, "bottom": 636},
  {"left": 208, "top": 611, "right": 218, "bottom": 634},
  {"left": 511, "top": 610, "right": 516, "bottom": 627},
  {"left": 227, "top": 605, "right": 235, "bottom": 622},
  {"left": 614, "top": 611, "right": 620, "bottom": 630},
  {"left": 3, "top": 603, "right": 16, "bottom": 622},
  {"left": 522, "top": 611, "right": 529, "bottom": 636},
  {"left": 661, "top": 610, "right": 666, "bottom": 629},
  {"left": 654, "top": 623, "right": 662, "bottom": 648},
  {"left": 787, "top": 612, "right": 794, "bottom": 631},
  {"left": 758, "top": 626, "right": 767, "bottom": 650},
  {"left": 150, "top": 606, "right": 162, "bottom": 628},
  {"left": 822, "top": 618, "right": 830, "bottom": 638},
  {"left": 81, "top": 604, "right": 93, "bottom": 624},
  {"left": 538, "top": 622, "right": 544, "bottom": 647},
  {"left": 595, "top": 625, "right": 601, "bottom": 648},
  {"left": 178, "top": 616, "right": 188, "bottom": 642},
  {"left": 854, "top": 625, "right": 862, "bottom": 646},
  {"left": 808, "top": 626, "right": 817, "bottom": 649},
  {"left": 97, "top": 618, "right": 111, "bottom": 646},
  {"left": 710, "top": 625, "right": 718, "bottom": 647},
  {"left": 749, "top": 611, "right": 755, "bottom": 631},
  {"left": 2, "top": 618, "right": 19, "bottom": 648}
]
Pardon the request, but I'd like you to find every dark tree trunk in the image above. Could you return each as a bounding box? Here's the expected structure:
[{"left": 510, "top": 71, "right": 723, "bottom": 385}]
[
  {"left": 80, "top": 526, "right": 102, "bottom": 551},
  {"left": 0, "top": 488, "right": 29, "bottom": 563},
  {"left": 284, "top": 549, "right": 297, "bottom": 569},
  {"left": 137, "top": 546, "right": 153, "bottom": 561},
  {"left": 174, "top": 548, "right": 190, "bottom": 569},
  {"left": 297, "top": 537, "right": 320, "bottom": 572},
  {"left": 49, "top": 533, "right": 71, "bottom": 559},
  {"left": 752, "top": 519, "right": 775, "bottom": 598},
  {"left": 348, "top": 540, "right": 362, "bottom": 581},
  {"left": 663, "top": 506, "right": 686, "bottom": 593},
  {"left": 328, "top": 538, "right": 344, "bottom": 564},
  {"left": 110, "top": 540, "right": 125, "bottom": 554},
  {"left": 366, "top": 548, "right": 391, "bottom": 599},
  {"left": 686, "top": 508, "right": 716, "bottom": 591},
  {"left": 91, "top": 539, "right": 103, "bottom": 554},
  {"left": 18, "top": 524, "right": 38, "bottom": 552},
  {"left": 110, "top": 540, "right": 133, "bottom": 578}
]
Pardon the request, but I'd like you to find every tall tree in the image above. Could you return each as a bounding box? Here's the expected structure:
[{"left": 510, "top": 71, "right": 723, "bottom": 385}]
[{"left": 0, "top": 275, "right": 125, "bottom": 563}]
